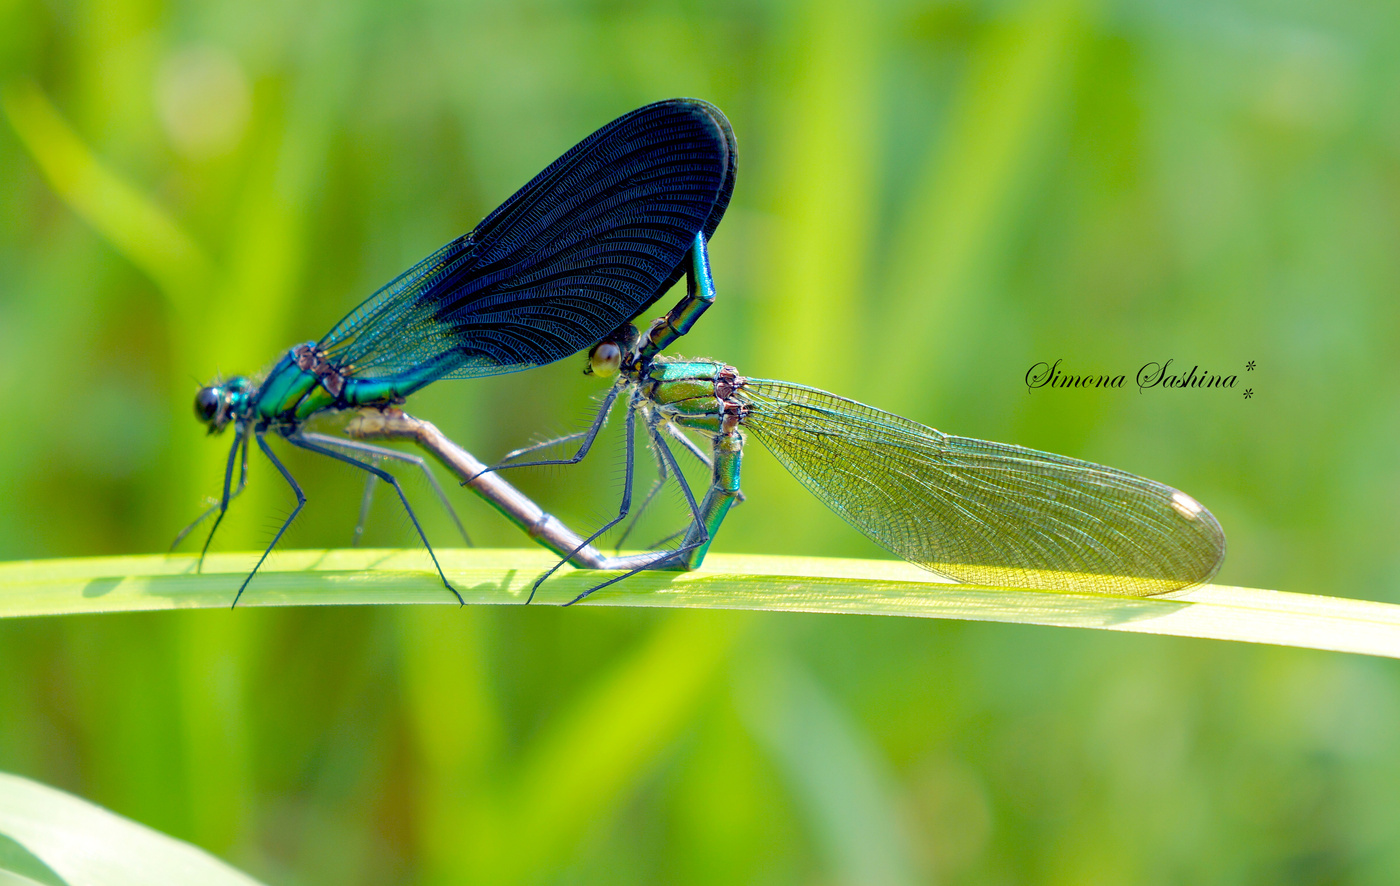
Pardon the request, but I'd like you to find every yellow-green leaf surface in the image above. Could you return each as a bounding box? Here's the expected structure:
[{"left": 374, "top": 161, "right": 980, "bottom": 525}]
[
  {"left": 0, "top": 772, "right": 264, "bottom": 886},
  {"left": 1, "top": 549, "right": 1397, "bottom": 659}
]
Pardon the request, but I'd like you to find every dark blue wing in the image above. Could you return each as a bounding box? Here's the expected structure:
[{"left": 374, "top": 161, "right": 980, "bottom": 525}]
[{"left": 318, "top": 99, "right": 736, "bottom": 382}]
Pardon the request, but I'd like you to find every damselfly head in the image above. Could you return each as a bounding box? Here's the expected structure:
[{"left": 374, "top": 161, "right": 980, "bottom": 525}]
[
  {"left": 194, "top": 386, "right": 221, "bottom": 424},
  {"left": 584, "top": 323, "right": 638, "bottom": 377},
  {"left": 194, "top": 376, "right": 251, "bottom": 434},
  {"left": 587, "top": 341, "right": 622, "bottom": 378}
]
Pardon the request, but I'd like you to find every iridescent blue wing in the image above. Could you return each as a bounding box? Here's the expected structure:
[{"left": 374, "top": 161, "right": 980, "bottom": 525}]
[{"left": 319, "top": 98, "right": 736, "bottom": 382}]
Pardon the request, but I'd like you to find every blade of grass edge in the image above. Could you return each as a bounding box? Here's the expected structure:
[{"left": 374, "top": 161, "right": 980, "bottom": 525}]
[
  {"left": 0, "top": 772, "right": 265, "bottom": 886},
  {"left": 0, "top": 549, "right": 1397, "bottom": 659}
]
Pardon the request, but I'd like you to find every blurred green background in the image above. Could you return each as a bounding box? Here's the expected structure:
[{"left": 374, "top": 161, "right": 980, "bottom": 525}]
[{"left": 3, "top": 0, "right": 1400, "bottom": 882}]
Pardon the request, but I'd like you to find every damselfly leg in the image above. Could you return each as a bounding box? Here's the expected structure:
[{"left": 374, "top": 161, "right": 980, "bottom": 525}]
[
  {"left": 297, "top": 431, "right": 472, "bottom": 548},
  {"left": 228, "top": 431, "right": 309, "bottom": 607},
  {"left": 286, "top": 432, "right": 463, "bottom": 606},
  {"left": 171, "top": 427, "right": 249, "bottom": 569},
  {"left": 554, "top": 404, "right": 711, "bottom": 605}
]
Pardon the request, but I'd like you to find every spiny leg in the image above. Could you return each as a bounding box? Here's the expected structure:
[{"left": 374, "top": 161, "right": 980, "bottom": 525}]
[
  {"left": 354, "top": 473, "right": 375, "bottom": 548},
  {"left": 171, "top": 435, "right": 238, "bottom": 550},
  {"left": 666, "top": 420, "right": 715, "bottom": 469},
  {"left": 613, "top": 451, "right": 669, "bottom": 554},
  {"left": 485, "top": 383, "right": 623, "bottom": 476},
  {"left": 612, "top": 420, "right": 702, "bottom": 552},
  {"left": 663, "top": 420, "right": 743, "bottom": 505},
  {"left": 287, "top": 432, "right": 463, "bottom": 605},
  {"left": 610, "top": 417, "right": 691, "bottom": 548},
  {"left": 637, "top": 526, "right": 691, "bottom": 552},
  {"left": 563, "top": 410, "right": 711, "bottom": 606},
  {"left": 298, "top": 431, "right": 472, "bottom": 547},
  {"left": 526, "top": 396, "right": 642, "bottom": 604},
  {"left": 176, "top": 427, "right": 249, "bottom": 571},
  {"left": 231, "top": 431, "right": 306, "bottom": 607},
  {"left": 494, "top": 428, "right": 591, "bottom": 467}
]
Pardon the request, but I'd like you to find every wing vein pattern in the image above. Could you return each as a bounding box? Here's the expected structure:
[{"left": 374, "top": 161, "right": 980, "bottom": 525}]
[
  {"left": 319, "top": 99, "right": 736, "bottom": 383},
  {"left": 740, "top": 380, "right": 1226, "bottom": 595}
]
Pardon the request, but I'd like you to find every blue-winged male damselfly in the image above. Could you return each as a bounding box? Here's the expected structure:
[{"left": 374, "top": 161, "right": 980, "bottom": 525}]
[{"left": 178, "top": 99, "right": 736, "bottom": 606}]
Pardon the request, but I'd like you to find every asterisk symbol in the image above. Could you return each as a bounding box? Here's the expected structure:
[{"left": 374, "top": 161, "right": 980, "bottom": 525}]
[
  {"left": 1246, "top": 361, "right": 1255, "bottom": 371},
  {"left": 1244, "top": 389, "right": 1253, "bottom": 399}
]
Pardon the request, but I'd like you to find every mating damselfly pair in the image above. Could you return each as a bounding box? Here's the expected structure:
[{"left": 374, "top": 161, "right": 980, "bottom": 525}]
[{"left": 177, "top": 99, "right": 1226, "bottom": 607}]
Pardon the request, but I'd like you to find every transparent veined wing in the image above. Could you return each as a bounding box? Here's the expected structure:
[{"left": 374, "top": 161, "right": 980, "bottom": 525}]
[{"left": 740, "top": 380, "right": 1225, "bottom": 595}]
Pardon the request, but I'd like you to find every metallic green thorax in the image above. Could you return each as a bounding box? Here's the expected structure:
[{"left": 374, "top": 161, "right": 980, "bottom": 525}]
[
  {"left": 639, "top": 357, "right": 747, "bottom": 569},
  {"left": 253, "top": 347, "right": 324, "bottom": 422},
  {"left": 254, "top": 343, "right": 459, "bottom": 424}
]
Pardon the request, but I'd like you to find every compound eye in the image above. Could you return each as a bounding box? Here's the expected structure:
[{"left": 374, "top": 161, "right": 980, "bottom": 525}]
[
  {"left": 195, "top": 387, "right": 222, "bottom": 424},
  {"left": 588, "top": 342, "right": 622, "bottom": 378}
]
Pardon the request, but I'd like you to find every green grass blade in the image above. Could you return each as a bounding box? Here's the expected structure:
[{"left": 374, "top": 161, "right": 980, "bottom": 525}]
[
  {"left": 736, "top": 655, "right": 917, "bottom": 885},
  {"left": 486, "top": 610, "right": 743, "bottom": 882},
  {"left": 1, "top": 549, "right": 1397, "bottom": 658},
  {"left": 0, "top": 79, "right": 213, "bottom": 312},
  {"left": 0, "top": 772, "right": 264, "bottom": 886}
]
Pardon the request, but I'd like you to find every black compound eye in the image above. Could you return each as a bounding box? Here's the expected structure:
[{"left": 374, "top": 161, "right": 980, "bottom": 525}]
[{"left": 195, "top": 387, "right": 222, "bottom": 424}]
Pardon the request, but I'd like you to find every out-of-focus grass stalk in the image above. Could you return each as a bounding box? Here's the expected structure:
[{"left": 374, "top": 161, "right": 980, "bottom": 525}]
[
  {"left": 2, "top": 78, "right": 251, "bottom": 852},
  {"left": 757, "top": 0, "right": 878, "bottom": 389},
  {"left": 0, "top": 79, "right": 213, "bottom": 311},
  {"left": 478, "top": 610, "right": 744, "bottom": 883},
  {"left": 3, "top": 39, "right": 365, "bottom": 855},
  {"left": 736, "top": 654, "right": 919, "bottom": 886},
  {"left": 2, "top": 550, "right": 1399, "bottom": 660},
  {"left": 396, "top": 606, "right": 504, "bottom": 881},
  {"left": 874, "top": 0, "right": 1090, "bottom": 410}
]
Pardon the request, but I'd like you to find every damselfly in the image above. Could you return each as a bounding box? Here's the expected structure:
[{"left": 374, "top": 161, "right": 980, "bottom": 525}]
[
  {"left": 178, "top": 99, "right": 736, "bottom": 605},
  {"left": 490, "top": 326, "right": 1227, "bottom": 604}
]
